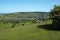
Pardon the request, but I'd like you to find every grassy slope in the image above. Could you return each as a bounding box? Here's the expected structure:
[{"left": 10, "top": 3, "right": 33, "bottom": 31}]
[
  {"left": 0, "top": 23, "right": 13, "bottom": 28},
  {"left": 0, "top": 21, "right": 60, "bottom": 40}
]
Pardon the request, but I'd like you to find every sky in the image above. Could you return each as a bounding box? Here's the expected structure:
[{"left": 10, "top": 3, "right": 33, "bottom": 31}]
[{"left": 0, "top": 0, "right": 60, "bottom": 13}]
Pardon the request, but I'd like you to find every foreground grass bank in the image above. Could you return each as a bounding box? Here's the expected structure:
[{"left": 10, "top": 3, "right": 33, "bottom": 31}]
[{"left": 0, "top": 21, "right": 60, "bottom": 40}]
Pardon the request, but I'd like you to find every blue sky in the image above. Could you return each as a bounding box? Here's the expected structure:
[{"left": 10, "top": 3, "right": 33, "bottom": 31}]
[{"left": 0, "top": 0, "right": 60, "bottom": 13}]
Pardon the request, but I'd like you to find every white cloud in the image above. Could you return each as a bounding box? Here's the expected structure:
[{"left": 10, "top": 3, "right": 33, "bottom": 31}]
[{"left": 27, "top": 5, "right": 32, "bottom": 8}]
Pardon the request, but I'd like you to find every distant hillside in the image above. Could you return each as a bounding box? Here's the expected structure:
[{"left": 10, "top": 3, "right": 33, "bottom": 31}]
[
  {"left": 0, "top": 12, "right": 49, "bottom": 14},
  {"left": 0, "top": 12, "right": 49, "bottom": 22}
]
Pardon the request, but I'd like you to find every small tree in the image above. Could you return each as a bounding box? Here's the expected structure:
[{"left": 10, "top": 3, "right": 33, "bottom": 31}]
[{"left": 50, "top": 5, "right": 60, "bottom": 29}]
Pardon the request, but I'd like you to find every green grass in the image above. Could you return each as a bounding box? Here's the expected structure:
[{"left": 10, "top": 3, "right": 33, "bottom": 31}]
[
  {"left": 0, "top": 21, "right": 60, "bottom": 40},
  {"left": 0, "top": 23, "right": 13, "bottom": 28}
]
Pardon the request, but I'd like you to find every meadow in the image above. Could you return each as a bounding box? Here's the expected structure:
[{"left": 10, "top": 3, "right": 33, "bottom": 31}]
[{"left": 0, "top": 20, "right": 60, "bottom": 40}]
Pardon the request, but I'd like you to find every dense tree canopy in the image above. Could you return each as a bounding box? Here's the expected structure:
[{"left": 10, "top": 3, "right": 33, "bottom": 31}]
[
  {"left": 50, "top": 5, "right": 60, "bottom": 23},
  {"left": 50, "top": 5, "right": 60, "bottom": 29}
]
